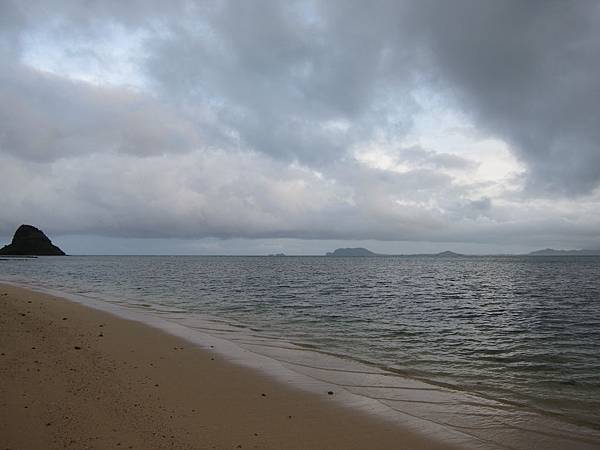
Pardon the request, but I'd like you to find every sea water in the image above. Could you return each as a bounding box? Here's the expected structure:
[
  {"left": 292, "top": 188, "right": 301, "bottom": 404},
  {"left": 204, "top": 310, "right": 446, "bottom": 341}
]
[{"left": 2, "top": 255, "right": 600, "bottom": 448}]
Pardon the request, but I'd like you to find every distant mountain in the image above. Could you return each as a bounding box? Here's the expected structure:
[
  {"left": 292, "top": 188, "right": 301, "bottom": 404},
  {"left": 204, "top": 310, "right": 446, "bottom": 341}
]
[
  {"left": 403, "top": 250, "right": 465, "bottom": 257},
  {"left": 326, "top": 247, "right": 378, "bottom": 257},
  {"left": 528, "top": 248, "right": 600, "bottom": 256},
  {"left": 434, "top": 250, "right": 464, "bottom": 257},
  {"left": 0, "top": 224, "right": 66, "bottom": 256},
  {"left": 324, "top": 248, "right": 466, "bottom": 257}
]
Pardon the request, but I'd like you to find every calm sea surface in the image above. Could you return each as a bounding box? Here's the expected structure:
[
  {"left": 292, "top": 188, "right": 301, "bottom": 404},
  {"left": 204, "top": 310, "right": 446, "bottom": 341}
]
[{"left": 2, "top": 255, "right": 599, "bottom": 432}]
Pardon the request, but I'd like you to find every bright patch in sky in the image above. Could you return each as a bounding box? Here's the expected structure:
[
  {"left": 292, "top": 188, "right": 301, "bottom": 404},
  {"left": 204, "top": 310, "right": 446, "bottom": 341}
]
[{"left": 21, "top": 25, "right": 149, "bottom": 89}]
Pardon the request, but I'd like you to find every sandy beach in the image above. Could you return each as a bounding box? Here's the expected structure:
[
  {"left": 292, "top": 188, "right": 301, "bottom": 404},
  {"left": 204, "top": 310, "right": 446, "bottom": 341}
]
[{"left": 0, "top": 283, "right": 461, "bottom": 450}]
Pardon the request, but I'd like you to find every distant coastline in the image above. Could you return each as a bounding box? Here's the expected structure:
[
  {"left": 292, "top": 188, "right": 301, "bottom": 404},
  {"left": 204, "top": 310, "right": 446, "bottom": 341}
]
[
  {"left": 321, "top": 247, "right": 600, "bottom": 257},
  {"left": 325, "top": 247, "right": 466, "bottom": 257},
  {"left": 526, "top": 248, "right": 600, "bottom": 256}
]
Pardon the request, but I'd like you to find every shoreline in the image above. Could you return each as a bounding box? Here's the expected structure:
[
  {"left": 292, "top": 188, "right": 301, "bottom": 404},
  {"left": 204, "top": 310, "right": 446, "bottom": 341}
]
[
  {"left": 2, "top": 281, "right": 599, "bottom": 449},
  {"left": 0, "top": 282, "right": 468, "bottom": 449}
]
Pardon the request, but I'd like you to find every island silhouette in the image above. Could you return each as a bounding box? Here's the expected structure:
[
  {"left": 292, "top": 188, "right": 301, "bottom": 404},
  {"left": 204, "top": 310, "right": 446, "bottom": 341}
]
[{"left": 0, "top": 225, "right": 66, "bottom": 256}]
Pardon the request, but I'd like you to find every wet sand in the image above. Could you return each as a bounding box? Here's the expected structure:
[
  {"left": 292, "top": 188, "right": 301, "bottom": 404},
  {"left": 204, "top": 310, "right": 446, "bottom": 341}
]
[{"left": 0, "top": 283, "right": 461, "bottom": 450}]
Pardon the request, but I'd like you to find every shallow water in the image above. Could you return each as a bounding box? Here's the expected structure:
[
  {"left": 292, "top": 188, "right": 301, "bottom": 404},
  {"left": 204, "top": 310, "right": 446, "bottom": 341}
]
[{"left": 2, "top": 255, "right": 600, "bottom": 445}]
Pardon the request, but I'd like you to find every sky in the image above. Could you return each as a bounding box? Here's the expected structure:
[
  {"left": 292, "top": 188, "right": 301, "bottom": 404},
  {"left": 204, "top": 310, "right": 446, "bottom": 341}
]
[{"left": 1, "top": 0, "right": 600, "bottom": 255}]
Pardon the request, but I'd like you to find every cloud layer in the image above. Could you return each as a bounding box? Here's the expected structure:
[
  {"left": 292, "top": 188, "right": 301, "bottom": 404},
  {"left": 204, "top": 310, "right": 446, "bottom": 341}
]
[{"left": 1, "top": 0, "right": 600, "bottom": 251}]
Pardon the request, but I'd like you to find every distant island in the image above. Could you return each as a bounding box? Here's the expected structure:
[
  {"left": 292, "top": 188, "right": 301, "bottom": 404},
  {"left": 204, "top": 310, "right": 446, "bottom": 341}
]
[
  {"left": 323, "top": 247, "right": 600, "bottom": 257},
  {"left": 527, "top": 248, "right": 600, "bottom": 256},
  {"left": 0, "top": 224, "right": 66, "bottom": 256},
  {"left": 325, "top": 248, "right": 465, "bottom": 257},
  {"left": 326, "top": 248, "right": 378, "bottom": 257},
  {"left": 433, "top": 250, "right": 464, "bottom": 257}
]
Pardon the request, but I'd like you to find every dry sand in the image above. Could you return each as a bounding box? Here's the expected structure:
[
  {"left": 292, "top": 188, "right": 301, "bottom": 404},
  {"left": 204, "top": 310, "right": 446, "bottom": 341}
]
[{"left": 0, "top": 283, "right": 461, "bottom": 449}]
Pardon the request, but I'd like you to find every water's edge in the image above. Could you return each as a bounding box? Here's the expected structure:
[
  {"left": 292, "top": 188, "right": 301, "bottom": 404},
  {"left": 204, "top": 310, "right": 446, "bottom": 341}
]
[{"left": 3, "top": 279, "right": 600, "bottom": 450}]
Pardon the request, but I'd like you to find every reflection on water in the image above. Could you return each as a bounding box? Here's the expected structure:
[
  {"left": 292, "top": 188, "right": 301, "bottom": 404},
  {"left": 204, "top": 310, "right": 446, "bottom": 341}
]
[{"left": 1, "top": 255, "right": 600, "bottom": 444}]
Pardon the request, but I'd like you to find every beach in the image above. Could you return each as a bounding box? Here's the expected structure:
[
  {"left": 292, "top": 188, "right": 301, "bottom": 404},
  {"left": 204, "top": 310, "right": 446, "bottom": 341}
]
[{"left": 0, "top": 283, "right": 461, "bottom": 449}]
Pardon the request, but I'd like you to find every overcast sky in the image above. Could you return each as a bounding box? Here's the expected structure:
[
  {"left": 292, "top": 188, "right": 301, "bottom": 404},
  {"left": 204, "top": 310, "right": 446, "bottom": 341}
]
[{"left": 1, "top": 0, "right": 600, "bottom": 254}]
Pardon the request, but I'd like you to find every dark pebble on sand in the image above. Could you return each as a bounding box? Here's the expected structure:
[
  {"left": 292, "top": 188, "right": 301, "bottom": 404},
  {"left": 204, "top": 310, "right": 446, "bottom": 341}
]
[
  {"left": 74, "top": 346, "right": 81, "bottom": 350},
  {"left": 261, "top": 393, "right": 266, "bottom": 397},
  {"left": 155, "top": 384, "right": 159, "bottom": 387},
  {"left": 62, "top": 317, "right": 67, "bottom": 320},
  {"left": 45, "top": 422, "right": 51, "bottom": 426},
  {"left": 98, "top": 333, "right": 103, "bottom": 337},
  {"left": 328, "top": 391, "right": 334, "bottom": 395}
]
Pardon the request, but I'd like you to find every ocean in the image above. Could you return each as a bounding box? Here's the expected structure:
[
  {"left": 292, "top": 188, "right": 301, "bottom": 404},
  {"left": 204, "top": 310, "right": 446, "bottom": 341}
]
[{"left": 2, "top": 255, "right": 599, "bottom": 448}]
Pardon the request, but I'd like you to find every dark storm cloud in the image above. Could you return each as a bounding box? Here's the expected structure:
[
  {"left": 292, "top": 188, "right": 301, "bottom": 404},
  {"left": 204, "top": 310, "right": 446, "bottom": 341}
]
[
  {"left": 144, "top": 0, "right": 420, "bottom": 165},
  {"left": 4, "top": 1, "right": 600, "bottom": 189},
  {"left": 412, "top": 0, "right": 600, "bottom": 195},
  {"left": 141, "top": 0, "right": 600, "bottom": 194},
  {"left": 0, "top": 64, "right": 204, "bottom": 161}
]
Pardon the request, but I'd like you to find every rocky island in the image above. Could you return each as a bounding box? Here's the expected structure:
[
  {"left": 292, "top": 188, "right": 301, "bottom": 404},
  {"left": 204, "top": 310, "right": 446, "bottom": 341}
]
[
  {"left": 325, "top": 247, "right": 378, "bottom": 257},
  {"left": 0, "top": 224, "right": 66, "bottom": 256}
]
